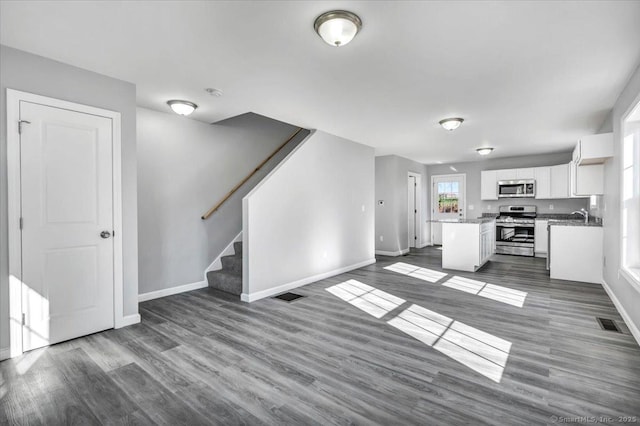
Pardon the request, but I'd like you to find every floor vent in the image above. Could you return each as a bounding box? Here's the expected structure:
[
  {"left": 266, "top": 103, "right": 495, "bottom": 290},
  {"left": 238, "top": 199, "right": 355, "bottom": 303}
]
[
  {"left": 596, "top": 317, "right": 621, "bottom": 333},
  {"left": 274, "top": 292, "right": 305, "bottom": 302}
]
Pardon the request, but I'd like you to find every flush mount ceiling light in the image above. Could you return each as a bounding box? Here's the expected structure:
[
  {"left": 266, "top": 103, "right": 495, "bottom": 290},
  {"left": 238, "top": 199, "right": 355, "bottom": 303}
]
[
  {"left": 476, "top": 147, "right": 494, "bottom": 155},
  {"left": 167, "top": 100, "right": 198, "bottom": 116},
  {"left": 439, "top": 117, "right": 464, "bottom": 131},
  {"left": 314, "top": 10, "right": 362, "bottom": 47}
]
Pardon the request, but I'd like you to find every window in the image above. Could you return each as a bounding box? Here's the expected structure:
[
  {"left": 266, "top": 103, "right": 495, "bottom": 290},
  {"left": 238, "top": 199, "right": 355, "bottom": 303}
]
[{"left": 622, "top": 99, "right": 640, "bottom": 285}]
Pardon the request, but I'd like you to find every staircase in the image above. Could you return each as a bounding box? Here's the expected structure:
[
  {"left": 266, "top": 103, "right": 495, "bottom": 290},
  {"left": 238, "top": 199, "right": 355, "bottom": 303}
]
[{"left": 207, "top": 241, "right": 243, "bottom": 295}]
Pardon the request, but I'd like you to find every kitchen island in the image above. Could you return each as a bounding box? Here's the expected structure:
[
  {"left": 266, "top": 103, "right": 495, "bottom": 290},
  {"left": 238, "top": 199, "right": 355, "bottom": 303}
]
[{"left": 430, "top": 218, "right": 496, "bottom": 272}]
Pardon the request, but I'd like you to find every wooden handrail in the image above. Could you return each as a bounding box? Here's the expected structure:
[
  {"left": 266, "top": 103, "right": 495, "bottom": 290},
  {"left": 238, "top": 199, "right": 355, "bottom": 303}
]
[{"left": 201, "top": 127, "right": 304, "bottom": 220}]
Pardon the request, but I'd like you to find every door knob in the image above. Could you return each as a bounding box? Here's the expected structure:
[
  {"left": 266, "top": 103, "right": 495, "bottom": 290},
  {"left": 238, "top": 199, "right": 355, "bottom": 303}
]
[{"left": 100, "top": 231, "right": 111, "bottom": 239}]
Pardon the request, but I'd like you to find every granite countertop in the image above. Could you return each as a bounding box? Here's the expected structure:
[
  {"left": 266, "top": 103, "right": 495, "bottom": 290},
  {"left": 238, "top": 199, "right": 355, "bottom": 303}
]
[
  {"left": 547, "top": 220, "right": 602, "bottom": 227},
  {"left": 428, "top": 218, "right": 496, "bottom": 224}
]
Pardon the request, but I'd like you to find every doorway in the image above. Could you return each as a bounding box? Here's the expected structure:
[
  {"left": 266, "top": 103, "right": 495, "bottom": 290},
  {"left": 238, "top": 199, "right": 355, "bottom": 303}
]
[
  {"left": 7, "top": 90, "right": 124, "bottom": 357},
  {"left": 408, "top": 172, "right": 422, "bottom": 248},
  {"left": 431, "top": 174, "right": 466, "bottom": 245}
]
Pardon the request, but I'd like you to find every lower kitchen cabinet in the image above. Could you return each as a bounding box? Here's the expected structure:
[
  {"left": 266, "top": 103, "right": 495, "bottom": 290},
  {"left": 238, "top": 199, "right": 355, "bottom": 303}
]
[
  {"left": 534, "top": 219, "right": 548, "bottom": 257},
  {"left": 549, "top": 225, "right": 603, "bottom": 284}
]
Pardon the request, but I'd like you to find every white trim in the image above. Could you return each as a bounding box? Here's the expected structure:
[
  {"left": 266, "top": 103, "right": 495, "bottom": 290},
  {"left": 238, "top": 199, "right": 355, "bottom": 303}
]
[
  {"left": 241, "top": 258, "right": 376, "bottom": 303},
  {"left": 430, "top": 173, "right": 467, "bottom": 244},
  {"left": 0, "top": 348, "right": 10, "bottom": 361},
  {"left": 204, "top": 231, "right": 242, "bottom": 276},
  {"left": 619, "top": 267, "right": 640, "bottom": 293},
  {"left": 416, "top": 242, "right": 429, "bottom": 249},
  {"left": 375, "top": 249, "right": 410, "bottom": 257},
  {"left": 408, "top": 171, "right": 422, "bottom": 249},
  {"left": 6, "top": 89, "right": 127, "bottom": 357},
  {"left": 138, "top": 281, "right": 208, "bottom": 302},
  {"left": 118, "top": 314, "right": 141, "bottom": 328},
  {"left": 601, "top": 279, "right": 640, "bottom": 347}
]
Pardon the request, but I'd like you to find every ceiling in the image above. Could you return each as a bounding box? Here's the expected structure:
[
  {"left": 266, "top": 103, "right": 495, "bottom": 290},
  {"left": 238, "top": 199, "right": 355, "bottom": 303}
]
[{"left": 2, "top": 1, "right": 639, "bottom": 164}]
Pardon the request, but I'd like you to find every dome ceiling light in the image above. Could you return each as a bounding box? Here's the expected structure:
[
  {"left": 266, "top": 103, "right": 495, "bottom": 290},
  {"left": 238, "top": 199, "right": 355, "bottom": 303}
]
[
  {"left": 167, "top": 100, "right": 198, "bottom": 116},
  {"left": 314, "top": 10, "right": 362, "bottom": 47},
  {"left": 476, "top": 147, "right": 494, "bottom": 155},
  {"left": 439, "top": 117, "right": 464, "bottom": 131}
]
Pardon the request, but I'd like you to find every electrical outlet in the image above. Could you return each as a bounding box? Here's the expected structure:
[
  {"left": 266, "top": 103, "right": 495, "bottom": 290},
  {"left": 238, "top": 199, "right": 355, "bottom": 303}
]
[
  {"left": 468, "top": 205, "right": 474, "bottom": 210},
  {"left": 380, "top": 235, "right": 384, "bottom": 242},
  {"left": 361, "top": 204, "right": 365, "bottom": 212},
  {"left": 549, "top": 204, "right": 554, "bottom": 210}
]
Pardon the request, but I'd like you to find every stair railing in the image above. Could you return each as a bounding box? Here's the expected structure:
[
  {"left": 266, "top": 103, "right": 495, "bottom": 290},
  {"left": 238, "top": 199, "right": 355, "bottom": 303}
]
[{"left": 201, "top": 127, "right": 303, "bottom": 220}]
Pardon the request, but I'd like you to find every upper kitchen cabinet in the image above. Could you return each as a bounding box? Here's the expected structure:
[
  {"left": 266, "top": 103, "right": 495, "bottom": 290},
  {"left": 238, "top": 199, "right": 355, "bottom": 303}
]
[
  {"left": 496, "top": 169, "right": 517, "bottom": 181},
  {"left": 550, "top": 163, "right": 570, "bottom": 198},
  {"left": 571, "top": 162, "right": 603, "bottom": 196},
  {"left": 480, "top": 170, "right": 498, "bottom": 200},
  {"left": 516, "top": 168, "right": 535, "bottom": 179},
  {"left": 534, "top": 167, "right": 551, "bottom": 199},
  {"left": 573, "top": 133, "right": 613, "bottom": 165}
]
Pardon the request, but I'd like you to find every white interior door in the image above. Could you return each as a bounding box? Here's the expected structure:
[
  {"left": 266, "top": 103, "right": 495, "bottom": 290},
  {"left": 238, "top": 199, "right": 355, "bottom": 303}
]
[
  {"left": 431, "top": 174, "right": 466, "bottom": 245},
  {"left": 408, "top": 175, "right": 416, "bottom": 248},
  {"left": 20, "top": 101, "right": 115, "bottom": 352}
]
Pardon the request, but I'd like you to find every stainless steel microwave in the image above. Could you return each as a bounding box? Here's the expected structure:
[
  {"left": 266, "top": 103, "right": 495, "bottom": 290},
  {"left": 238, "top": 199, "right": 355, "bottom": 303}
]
[{"left": 497, "top": 180, "right": 535, "bottom": 198}]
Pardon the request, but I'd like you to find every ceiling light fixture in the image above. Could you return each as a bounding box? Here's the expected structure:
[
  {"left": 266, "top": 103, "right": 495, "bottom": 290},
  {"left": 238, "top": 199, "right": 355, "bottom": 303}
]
[
  {"left": 476, "top": 147, "right": 494, "bottom": 155},
  {"left": 167, "top": 100, "right": 198, "bottom": 116},
  {"left": 439, "top": 117, "right": 464, "bottom": 131},
  {"left": 314, "top": 10, "right": 362, "bottom": 47}
]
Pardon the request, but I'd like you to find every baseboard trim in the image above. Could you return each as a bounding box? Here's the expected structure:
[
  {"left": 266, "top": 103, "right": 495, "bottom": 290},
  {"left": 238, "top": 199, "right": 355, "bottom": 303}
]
[
  {"left": 0, "top": 347, "right": 10, "bottom": 361},
  {"left": 115, "top": 313, "right": 141, "bottom": 329},
  {"left": 416, "top": 242, "right": 429, "bottom": 249},
  {"left": 138, "top": 281, "right": 208, "bottom": 303},
  {"left": 241, "top": 258, "right": 376, "bottom": 303},
  {"left": 601, "top": 278, "right": 640, "bottom": 346},
  {"left": 375, "top": 248, "right": 410, "bottom": 257}
]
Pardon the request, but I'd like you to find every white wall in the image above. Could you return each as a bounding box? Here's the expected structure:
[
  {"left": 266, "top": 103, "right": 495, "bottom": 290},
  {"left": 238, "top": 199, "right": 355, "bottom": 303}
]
[
  {"left": 375, "top": 155, "right": 429, "bottom": 255},
  {"left": 242, "top": 130, "right": 375, "bottom": 301},
  {"left": 137, "top": 108, "right": 306, "bottom": 295},
  {"left": 601, "top": 62, "right": 640, "bottom": 342},
  {"left": 0, "top": 45, "right": 139, "bottom": 354}
]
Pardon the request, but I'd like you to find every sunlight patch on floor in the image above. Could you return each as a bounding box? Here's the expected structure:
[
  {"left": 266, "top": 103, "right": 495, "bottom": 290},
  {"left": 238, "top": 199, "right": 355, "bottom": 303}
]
[
  {"left": 388, "top": 304, "right": 511, "bottom": 383},
  {"left": 325, "top": 279, "right": 405, "bottom": 319},
  {"left": 443, "top": 276, "right": 527, "bottom": 308},
  {"left": 384, "top": 262, "right": 448, "bottom": 283}
]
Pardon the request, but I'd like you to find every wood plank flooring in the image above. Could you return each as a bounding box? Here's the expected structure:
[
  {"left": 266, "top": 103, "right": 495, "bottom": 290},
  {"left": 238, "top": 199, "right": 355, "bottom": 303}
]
[{"left": 2, "top": 247, "right": 639, "bottom": 425}]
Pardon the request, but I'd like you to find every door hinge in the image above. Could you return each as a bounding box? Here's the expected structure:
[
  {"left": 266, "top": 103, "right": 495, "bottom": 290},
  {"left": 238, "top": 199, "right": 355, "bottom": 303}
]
[
  {"left": 415, "top": 209, "right": 417, "bottom": 213},
  {"left": 112, "top": 230, "right": 115, "bottom": 237},
  {"left": 18, "top": 120, "right": 31, "bottom": 135},
  {"left": 19, "top": 217, "right": 23, "bottom": 230},
  {"left": 22, "top": 313, "right": 25, "bottom": 325}
]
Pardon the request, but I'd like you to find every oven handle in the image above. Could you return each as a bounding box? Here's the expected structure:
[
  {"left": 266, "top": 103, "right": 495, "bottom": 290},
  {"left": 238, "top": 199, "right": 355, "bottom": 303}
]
[{"left": 495, "top": 223, "right": 534, "bottom": 228}]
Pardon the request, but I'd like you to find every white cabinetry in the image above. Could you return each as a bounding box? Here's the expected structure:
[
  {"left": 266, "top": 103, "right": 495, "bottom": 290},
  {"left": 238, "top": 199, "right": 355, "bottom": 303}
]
[
  {"left": 496, "top": 169, "right": 517, "bottom": 181},
  {"left": 549, "top": 226, "right": 603, "bottom": 284},
  {"left": 534, "top": 167, "right": 551, "bottom": 199},
  {"left": 480, "top": 170, "right": 498, "bottom": 200},
  {"left": 573, "top": 133, "right": 613, "bottom": 166},
  {"left": 534, "top": 220, "right": 548, "bottom": 257},
  {"left": 550, "top": 163, "right": 570, "bottom": 199},
  {"left": 571, "top": 162, "right": 604, "bottom": 196},
  {"left": 517, "top": 168, "right": 535, "bottom": 179},
  {"left": 442, "top": 221, "right": 495, "bottom": 272}
]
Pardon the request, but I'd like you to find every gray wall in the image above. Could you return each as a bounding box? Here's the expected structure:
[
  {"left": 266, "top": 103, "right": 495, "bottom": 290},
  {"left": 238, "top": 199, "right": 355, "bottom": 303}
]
[
  {"left": 244, "top": 130, "right": 375, "bottom": 297},
  {"left": 137, "top": 108, "right": 306, "bottom": 294},
  {"left": 0, "top": 45, "right": 139, "bottom": 351},
  {"left": 601, "top": 61, "right": 640, "bottom": 337},
  {"left": 375, "top": 155, "right": 429, "bottom": 254},
  {"left": 427, "top": 152, "right": 589, "bottom": 216}
]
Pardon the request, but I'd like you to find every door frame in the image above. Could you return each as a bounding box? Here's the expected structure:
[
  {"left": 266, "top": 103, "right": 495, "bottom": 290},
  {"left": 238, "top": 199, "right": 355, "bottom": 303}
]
[
  {"left": 430, "top": 173, "right": 467, "bottom": 244},
  {"left": 407, "top": 172, "right": 422, "bottom": 249},
  {"left": 6, "top": 89, "right": 124, "bottom": 358}
]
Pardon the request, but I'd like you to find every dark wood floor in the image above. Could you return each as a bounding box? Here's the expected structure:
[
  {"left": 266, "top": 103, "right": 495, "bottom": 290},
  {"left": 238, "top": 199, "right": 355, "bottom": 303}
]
[{"left": 2, "top": 247, "right": 640, "bottom": 425}]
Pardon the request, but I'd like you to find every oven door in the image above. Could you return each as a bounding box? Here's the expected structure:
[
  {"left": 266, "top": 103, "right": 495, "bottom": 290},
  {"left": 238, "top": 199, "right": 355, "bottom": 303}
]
[{"left": 495, "top": 223, "right": 535, "bottom": 256}]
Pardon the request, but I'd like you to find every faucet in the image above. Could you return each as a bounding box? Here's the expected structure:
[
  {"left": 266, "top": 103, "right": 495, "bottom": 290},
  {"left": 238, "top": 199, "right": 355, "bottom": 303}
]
[{"left": 571, "top": 208, "right": 589, "bottom": 224}]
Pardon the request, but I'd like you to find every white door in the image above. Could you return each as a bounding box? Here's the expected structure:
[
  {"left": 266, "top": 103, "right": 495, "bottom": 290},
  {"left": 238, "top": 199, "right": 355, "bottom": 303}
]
[
  {"left": 431, "top": 174, "right": 466, "bottom": 245},
  {"left": 20, "top": 101, "right": 115, "bottom": 352},
  {"left": 408, "top": 175, "right": 417, "bottom": 248}
]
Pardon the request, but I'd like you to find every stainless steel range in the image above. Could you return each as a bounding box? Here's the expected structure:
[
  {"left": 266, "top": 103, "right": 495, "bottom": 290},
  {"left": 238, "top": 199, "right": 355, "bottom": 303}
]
[{"left": 495, "top": 205, "right": 536, "bottom": 256}]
